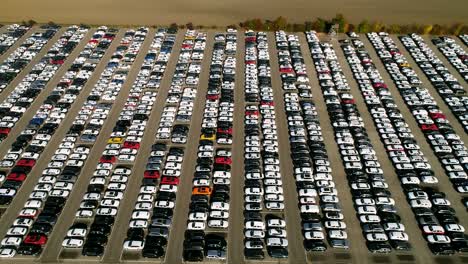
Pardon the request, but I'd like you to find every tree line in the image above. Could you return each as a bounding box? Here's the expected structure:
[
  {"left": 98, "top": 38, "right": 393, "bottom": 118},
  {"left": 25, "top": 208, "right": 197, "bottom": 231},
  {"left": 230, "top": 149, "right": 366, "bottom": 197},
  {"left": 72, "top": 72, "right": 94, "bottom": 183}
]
[{"left": 237, "top": 15, "right": 467, "bottom": 35}]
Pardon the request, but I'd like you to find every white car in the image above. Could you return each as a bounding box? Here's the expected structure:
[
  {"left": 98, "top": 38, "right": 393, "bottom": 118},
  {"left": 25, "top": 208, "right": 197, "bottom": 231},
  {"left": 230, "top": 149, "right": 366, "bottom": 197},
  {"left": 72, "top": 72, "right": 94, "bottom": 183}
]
[
  {"left": 1, "top": 237, "right": 22, "bottom": 247},
  {"left": 187, "top": 221, "right": 205, "bottom": 230},
  {"left": 123, "top": 240, "right": 145, "bottom": 250},
  {"left": 62, "top": 238, "right": 84, "bottom": 248},
  {"left": 0, "top": 248, "right": 16, "bottom": 258},
  {"left": 208, "top": 219, "right": 229, "bottom": 228}
]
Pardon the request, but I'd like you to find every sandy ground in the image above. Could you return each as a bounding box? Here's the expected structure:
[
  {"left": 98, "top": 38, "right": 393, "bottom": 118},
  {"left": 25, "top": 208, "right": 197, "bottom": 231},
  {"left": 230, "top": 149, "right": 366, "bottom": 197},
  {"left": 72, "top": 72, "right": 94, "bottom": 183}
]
[{"left": 1, "top": 0, "right": 467, "bottom": 26}]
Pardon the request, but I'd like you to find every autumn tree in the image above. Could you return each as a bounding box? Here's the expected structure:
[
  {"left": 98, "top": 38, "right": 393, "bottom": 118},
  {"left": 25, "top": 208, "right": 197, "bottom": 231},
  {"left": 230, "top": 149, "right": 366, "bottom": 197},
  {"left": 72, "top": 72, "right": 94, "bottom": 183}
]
[
  {"left": 422, "top": 25, "right": 433, "bottom": 35},
  {"left": 273, "top": 16, "right": 288, "bottom": 31}
]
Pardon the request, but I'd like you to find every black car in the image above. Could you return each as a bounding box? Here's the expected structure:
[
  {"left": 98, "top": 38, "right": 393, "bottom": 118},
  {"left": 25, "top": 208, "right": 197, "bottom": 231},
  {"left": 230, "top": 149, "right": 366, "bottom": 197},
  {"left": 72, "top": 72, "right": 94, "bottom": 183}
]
[
  {"left": 183, "top": 249, "right": 204, "bottom": 261},
  {"left": 367, "top": 241, "right": 391, "bottom": 253},
  {"left": 17, "top": 244, "right": 42, "bottom": 255},
  {"left": 244, "top": 248, "right": 264, "bottom": 260},
  {"left": 267, "top": 246, "right": 288, "bottom": 258},
  {"left": 82, "top": 245, "right": 104, "bottom": 256},
  {"left": 303, "top": 240, "right": 327, "bottom": 251},
  {"left": 142, "top": 245, "right": 165, "bottom": 258}
]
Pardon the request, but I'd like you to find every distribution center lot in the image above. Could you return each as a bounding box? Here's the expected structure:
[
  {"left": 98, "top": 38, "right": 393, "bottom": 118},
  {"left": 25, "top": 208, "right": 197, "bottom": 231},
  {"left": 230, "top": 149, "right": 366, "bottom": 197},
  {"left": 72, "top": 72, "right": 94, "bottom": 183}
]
[{"left": 0, "top": 24, "right": 466, "bottom": 264}]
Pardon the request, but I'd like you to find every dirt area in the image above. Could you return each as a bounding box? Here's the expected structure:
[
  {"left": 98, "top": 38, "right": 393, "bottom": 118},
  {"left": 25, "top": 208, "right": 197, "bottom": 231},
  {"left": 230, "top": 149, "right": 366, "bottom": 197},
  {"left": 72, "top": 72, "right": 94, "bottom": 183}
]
[{"left": 1, "top": 0, "right": 467, "bottom": 26}]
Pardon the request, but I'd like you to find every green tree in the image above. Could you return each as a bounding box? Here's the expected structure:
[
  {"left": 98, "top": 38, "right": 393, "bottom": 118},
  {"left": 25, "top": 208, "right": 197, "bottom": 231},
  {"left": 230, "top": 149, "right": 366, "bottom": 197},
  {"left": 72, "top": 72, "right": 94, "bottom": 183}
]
[
  {"left": 312, "top": 18, "right": 327, "bottom": 32},
  {"left": 332, "top": 13, "right": 346, "bottom": 32},
  {"left": 304, "top": 21, "right": 313, "bottom": 31},
  {"left": 371, "top": 22, "right": 384, "bottom": 32},
  {"left": 357, "top": 20, "right": 371, "bottom": 33},
  {"left": 388, "top": 24, "right": 402, "bottom": 34},
  {"left": 449, "top": 23, "right": 464, "bottom": 35}
]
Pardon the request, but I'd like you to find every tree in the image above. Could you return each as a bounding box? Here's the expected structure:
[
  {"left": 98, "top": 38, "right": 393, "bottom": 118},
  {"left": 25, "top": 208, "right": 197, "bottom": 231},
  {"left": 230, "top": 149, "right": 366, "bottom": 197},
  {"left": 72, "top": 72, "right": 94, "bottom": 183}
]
[
  {"left": 186, "top": 22, "right": 194, "bottom": 30},
  {"left": 273, "top": 16, "right": 288, "bottom": 30},
  {"left": 293, "top": 23, "right": 306, "bottom": 32},
  {"left": 253, "top": 19, "right": 264, "bottom": 30},
  {"left": 243, "top": 19, "right": 255, "bottom": 30},
  {"left": 431, "top": 24, "right": 443, "bottom": 35},
  {"left": 304, "top": 21, "right": 313, "bottom": 31},
  {"left": 422, "top": 25, "right": 433, "bottom": 35},
  {"left": 388, "top": 24, "right": 402, "bottom": 34},
  {"left": 169, "top": 23, "right": 178, "bottom": 30},
  {"left": 357, "top": 20, "right": 371, "bottom": 33},
  {"left": 312, "top": 18, "right": 327, "bottom": 32},
  {"left": 460, "top": 25, "right": 468, "bottom": 34},
  {"left": 449, "top": 23, "right": 463, "bottom": 35},
  {"left": 371, "top": 22, "right": 384, "bottom": 33},
  {"left": 332, "top": 13, "right": 346, "bottom": 32}
]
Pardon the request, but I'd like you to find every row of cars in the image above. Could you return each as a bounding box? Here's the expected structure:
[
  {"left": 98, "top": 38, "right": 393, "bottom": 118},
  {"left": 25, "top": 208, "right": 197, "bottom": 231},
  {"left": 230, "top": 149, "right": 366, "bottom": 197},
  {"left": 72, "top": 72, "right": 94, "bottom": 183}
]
[
  {"left": 120, "top": 28, "right": 203, "bottom": 260},
  {"left": 57, "top": 28, "right": 150, "bottom": 257},
  {"left": 242, "top": 30, "right": 288, "bottom": 260},
  {"left": 0, "top": 27, "right": 119, "bottom": 258},
  {"left": 0, "top": 25, "right": 87, "bottom": 142},
  {"left": 459, "top": 35, "right": 468, "bottom": 47},
  {"left": 432, "top": 36, "right": 467, "bottom": 82},
  {"left": 0, "top": 26, "right": 90, "bottom": 207},
  {"left": 367, "top": 33, "right": 468, "bottom": 194},
  {"left": 0, "top": 24, "right": 30, "bottom": 55},
  {"left": 0, "top": 26, "right": 110, "bottom": 171},
  {"left": 400, "top": 34, "right": 467, "bottom": 133},
  {"left": 114, "top": 28, "right": 179, "bottom": 258},
  {"left": 307, "top": 31, "right": 411, "bottom": 253},
  {"left": 155, "top": 30, "right": 207, "bottom": 142},
  {"left": 0, "top": 25, "right": 59, "bottom": 96},
  {"left": 341, "top": 32, "right": 468, "bottom": 255},
  {"left": 276, "top": 31, "right": 350, "bottom": 252},
  {"left": 183, "top": 30, "right": 237, "bottom": 262}
]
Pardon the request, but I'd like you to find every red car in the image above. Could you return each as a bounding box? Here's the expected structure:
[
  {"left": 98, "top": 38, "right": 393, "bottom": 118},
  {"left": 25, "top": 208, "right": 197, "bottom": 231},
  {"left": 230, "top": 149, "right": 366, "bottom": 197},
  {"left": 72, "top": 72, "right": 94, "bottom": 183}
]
[
  {"left": 0, "top": 127, "right": 11, "bottom": 135},
  {"left": 421, "top": 124, "right": 438, "bottom": 131},
  {"left": 217, "top": 127, "right": 233, "bottom": 134},
  {"left": 161, "top": 176, "right": 180, "bottom": 185},
  {"left": 245, "top": 110, "right": 259, "bottom": 116},
  {"left": 372, "top": 83, "right": 387, "bottom": 89},
  {"left": 99, "top": 155, "right": 116, "bottom": 164},
  {"left": 342, "top": 99, "right": 355, "bottom": 104},
  {"left": 16, "top": 159, "right": 36, "bottom": 167},
  {"left": 144, "top": 170, "right": 160, "bottom": 179},
  {"left": 7, "top": 173, "right": 27, "bottom": 181},
  {"left": 123, "top": 141, "right": 140, "bottom": 149},
  {"left": 245, "top": 60, "right": 256, "bottom": 65},
  {"left": 261, "top": 101, "right": 274, "bottom": 106},
  {"left": 207, "top": 94, "right": 219, "bottom": 100},
  {"left": 215, "top": 157, "right": 232, "bottom": 165},
  {"left": 24, "top": 234, "right": 47, "bottom": 245},
  {"left": 279, "top": 68, "right": 293, "bottom": 73},
  {"left": 430, "top": 113, "right": 446, "bottom": 119},
  {"left": 245, "top": 37, "right": 256, "bottom": 42}
]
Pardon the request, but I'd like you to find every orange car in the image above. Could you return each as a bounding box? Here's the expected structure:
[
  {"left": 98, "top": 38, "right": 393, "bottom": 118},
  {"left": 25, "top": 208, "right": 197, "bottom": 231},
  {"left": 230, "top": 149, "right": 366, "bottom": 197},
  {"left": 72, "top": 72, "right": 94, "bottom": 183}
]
[{"left": 192, "top": 186, "right": 212, "bottom": 195}]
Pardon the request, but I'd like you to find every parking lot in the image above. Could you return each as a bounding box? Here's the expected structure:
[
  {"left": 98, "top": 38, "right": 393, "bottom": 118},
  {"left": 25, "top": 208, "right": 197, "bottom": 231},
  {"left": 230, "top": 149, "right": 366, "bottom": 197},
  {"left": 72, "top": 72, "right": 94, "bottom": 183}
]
[{"left": 0, "top": 25, "right": 466, "bottom": 264}]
